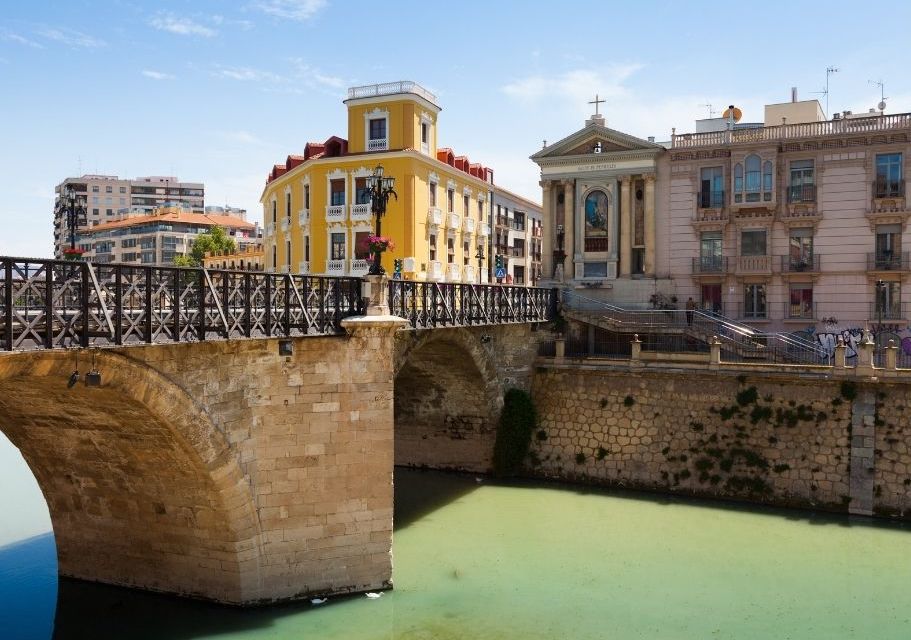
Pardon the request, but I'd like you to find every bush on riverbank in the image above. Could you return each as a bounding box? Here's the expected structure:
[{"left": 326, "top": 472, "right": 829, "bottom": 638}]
[{"left": 493, "top": 389, "right": 537, "bottom": 476}]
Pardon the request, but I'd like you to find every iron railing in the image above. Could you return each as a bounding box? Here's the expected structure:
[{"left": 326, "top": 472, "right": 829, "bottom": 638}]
[
  {"left": 781, "top": 254, "right": 821, "bottom": 273},
  {"left": 692, "top": 256, "right": 727, "bottom": 274},
  {"left": 873, "top": 178, "right": 905, "bottom": 199},
  {"left": 1, "top": 257, "right": 364, "bottom": 351},
  {"left": 788, "top": 184, "right": 817, "bottom": 203},
  {"left": 697, "top": 189, "right": 725, "bottom": 208},
  {"left": 870, "top": 302, "right": 905, "bottom": 321},
  {"left": 868, "top": 251, "right": 909, "bottom": 271},
  {"left": 388, "top": 280, "right": 556, "bottom": 329}
]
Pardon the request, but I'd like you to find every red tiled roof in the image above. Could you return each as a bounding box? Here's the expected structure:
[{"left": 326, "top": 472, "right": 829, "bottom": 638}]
[{"left": 84, "top": 210, "right": 254, "bottom": 234}]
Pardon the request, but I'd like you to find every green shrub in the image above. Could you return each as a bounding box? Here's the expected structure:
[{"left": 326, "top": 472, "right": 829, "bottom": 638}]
[
  {"left": 492, "top": 388, "right": 537, "bottom": 476},
  {"left": 736, "top": 386, "right": 759, "bottom": 406},
  {"left": 840, "top": 381, "right": 857, "bottom": 401}
]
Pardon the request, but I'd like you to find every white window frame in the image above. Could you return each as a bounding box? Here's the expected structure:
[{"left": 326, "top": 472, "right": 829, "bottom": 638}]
[{"left": 364, "top": 107, "right": 389, "bottom": 151}]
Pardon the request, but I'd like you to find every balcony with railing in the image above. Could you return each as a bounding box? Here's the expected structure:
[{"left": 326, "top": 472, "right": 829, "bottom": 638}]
[
  {"left": 698, "top": 189, "right": 725, "bottom": 209},
  {"left": 298, "top": 209, "right": 310, "bottom": 227},
  {"left": 781, "top": 254, "right": 821, "bottom": 274},
  {"left": 496, "top": 215, "right": 509, "bottom": 228},
  {"left": 298, "top": 261, "right": 310, "bottom": 274},
  {"left": 463, "top": 264, "right": 476, "bottom": 282},
  {"left": 351, "top": 202, "right": 372, "bottom": 222},
  {"left": 788, "top": 184, "right": 817, "bottom": 204},
  {"left": 265, "top": 223, "right": 275, "bottom": 237},
  {"left": 326, "top": 259, "right": 346, "bottom": 274},
  {"left": 367, "top": 138, "right": 388, "bottom": 151},
  {"left": 671, "top": 112, "right": 911, "bottom": 149},
  {"left": 350, "top": 258, "right": 370, "bottom": 276},
  {"left": 871, "top": 179, "right": 907, "bottom": 219},
  {"left": 326, "top": 205, "right": 346, "bottom": 222},
  {"left": 783, "top": 301, "right": 816, "bottom": 321},
  {"left": 870, "top": 301, "right": 905, "bottom": 321},
  {"left": 446, "top": 263, "right": 461, "bottom": 281},
  {"left": 693, "top": 190, "right": 728, "bottom": 227},
  {"left": 868, "top": 251, "right": 910, "bottom": 272},
  {"left": 463, "top": 216, "right": 476, "bottom": 234},
  {"left": 447, "top": 212, "right": 461, "bottom": 230},
  {"left": 735, "top": 255, "right": 772, "bottom": 275},
  {"left": 735, "top": 303, "right": 769, "bottom": 321},
  {"left": 510, "top": 247, "right": 526, "bottom": 258},
  {"left": 783, "top": 183, "right": 820, "bottom": 223},
  {"left": 691, "top": 256, "right": 727, "bottom": 275},
  {"left": 347, "top": 81, "right": 438, "bottom": 106},
  {"left": 281, "top": 218, "right": 291, "bottom": 233},
  {"left": 427, "top": 260, "right": 443, "bottom": 281},
  {"left": 427, "top": 206, "right": 443, "bottom": 227},
  {"left": 479, "top": 223, "right": 490, "bottom": 236}
]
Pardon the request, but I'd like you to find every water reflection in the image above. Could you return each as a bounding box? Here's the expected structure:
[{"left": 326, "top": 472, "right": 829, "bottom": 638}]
[{"left": 0, "top": 533, "right": 57, "bottom": 640}]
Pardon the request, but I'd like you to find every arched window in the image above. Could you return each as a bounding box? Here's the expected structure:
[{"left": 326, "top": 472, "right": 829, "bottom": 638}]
[
  {"left": 745, "top": 154, "right": 761, "bottom": 200},
  {"left": 734, "top": 163, "right": 743, "bottom": 202},
  {"left": 583, "top": 190, "right": 609, "bottom": 252}
]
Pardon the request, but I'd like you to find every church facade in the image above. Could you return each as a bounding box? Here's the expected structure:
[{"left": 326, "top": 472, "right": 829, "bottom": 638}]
[{"left": 531, "top": 110, "right": 672, "bottom": 304}]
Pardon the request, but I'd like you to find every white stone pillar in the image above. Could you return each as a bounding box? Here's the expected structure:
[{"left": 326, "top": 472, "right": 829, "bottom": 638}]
[
  {"left": 644, "top": 174, "right": 656, "bottom": 276},
  {"left": 541, "top": 180, "right": 553, "bottom": 280},
  {"left": 564, "top": 180, "right": 575, "bottom": 280},
  {"left": 620, "top": 176, "right": 631, "bottom": 277}
]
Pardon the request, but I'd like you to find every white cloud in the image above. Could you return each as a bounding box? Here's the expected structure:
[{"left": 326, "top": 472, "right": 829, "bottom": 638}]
[
  {"left": 150, "top": 14, "right": 217, "bottom": 37},
  {"left": 503, "top": 65, "right": 642, "bottom": 111},
  {"left": 214, "top": 65, "right": 285, "bottom": 82},
  {"left": 2, "top": 32, "right": 44, "bottom": 49},
  {"left": 141, "top": 69, "right": 175, "bottom": 81},
  {"left": 215, "top": 130, "right": 264, "bottom": 145},
  {"left": 36, "top": 27, "right": 105, "bottom": 48},
  {"left": 289, "top": 58, "right": 344, "bottom": 89},
  {"left": 252, "top": 0, "right": 327, "bottom": 21}
]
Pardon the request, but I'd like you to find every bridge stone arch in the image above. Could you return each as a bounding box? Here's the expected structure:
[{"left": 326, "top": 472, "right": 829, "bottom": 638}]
[
  {"left": 0, "top": 349, "right": 263, "bottom": 604},
  {"left": 393, "top": 324, "right": 544, "bottom": 472}
]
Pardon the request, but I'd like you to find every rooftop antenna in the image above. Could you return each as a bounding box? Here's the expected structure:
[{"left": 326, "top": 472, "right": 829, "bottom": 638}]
[
  {"left": 869, "top": 79, "right": 888, "bottom": 112},
  {"left": 813, "top": 66, "right": 839, "bottom": 118},
  {"left": 699, "top": 103, "right": 715, "bottom": 118}
]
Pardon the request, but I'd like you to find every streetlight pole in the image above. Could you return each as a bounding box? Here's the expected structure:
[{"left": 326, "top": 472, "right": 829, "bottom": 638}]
[
  {"left": 475, "top": 244, "right": 484, "bottom": 284},
  {"left": 56, "top": 185, "right": 87, "bottom": 257},
  {"left": 364, "top": 165, "right": 397, "bottom": 275}
]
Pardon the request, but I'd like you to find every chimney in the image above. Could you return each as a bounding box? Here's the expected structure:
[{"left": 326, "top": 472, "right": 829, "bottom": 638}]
[
  {"left": 647, "top": 136, "right": 655, "bottom": 143},
  {"left": 791, "top": 87, "right": 798, "bottom": 102}
]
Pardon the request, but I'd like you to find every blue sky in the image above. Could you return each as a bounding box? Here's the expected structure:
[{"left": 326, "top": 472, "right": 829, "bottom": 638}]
[{"left": 1, "top": 0, "right": 911, "bottom": 261}]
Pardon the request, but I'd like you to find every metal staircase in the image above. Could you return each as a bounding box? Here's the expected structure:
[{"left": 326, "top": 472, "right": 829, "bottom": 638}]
[{"left": 561, "top": 290, "right": 830, "bottom": 365}]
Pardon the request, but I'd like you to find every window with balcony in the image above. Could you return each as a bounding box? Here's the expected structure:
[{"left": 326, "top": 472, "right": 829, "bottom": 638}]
[
  {"left": 355, "top": 178, "right": 370, "bottom": 205},
  {"left": 272, "top": 201, "right": 276, "bottom": 225},
  {"left": 447, "top": 189, "right": 454, "bottom": 212},
  {"left": 286, "top": 240, "right": 292, "bottom": 267},
  {"left": 463, "top": 194, "right": 470, "bottom": 215},
  {"left": 699, "top": 166, "right": 724, "bottom": 208},
  {"left": 875, "top": 281, "right": 902, "bottom": 319},
  {"left": 331, "top": 232, "right": 346, "bottom": 260},
  {"left": 788, "top": 284, "right": 814, "bottom": 319},
  {"left": 478, "top": 199, "right": 484, "bottom": 218},
  {"left": 429, "top": 234, "right": 436, "bottom": 261},
  {"left": 734, "top": 155, "right": 773, "bottom": 203},
  {"left": 788, "top": 160, "right": 815, "bottom": 203},
  {"left": 699, "top": 231, "right": 722, "bottom": 271},
  {"left": 513, "top": 238, "right": 525, "bottom": 257},
  {"left": 330, "top": 179, "right": 345, "bottom": 206},
  {"left": 304, "top": 184, "right": 310, "bottom": 209},
  {"left": 514, "top": 266, "right": 525, "bottom": 285},
  {"left": 429, "top": 182, "right": 437, "bottom": 207},
  {"left": 421, "top": 122, "right": 428, "bottom": 145},
  {"left": 874, "top": 224, "right": 902, "bottom": 269},
  {"left": 272, "top": 245, "right": 277, "bottom": 269},
  {"left": 514, "top": 212, "right": 526, "bottom": 232},
  {"left": 875, "top": 153, "right": 903, "bottom": 197},
  {"left": 463, "top": 240, "right": 470, "bottom": 266},
  {"left": 305, "top": 235, "right": 310, "bottom": 261},
  {"left": 286, "top": 192, "right": 291, "bottom": 219},
  {"left": 447, "top": 237, "right": 455, "bottom": 264},
  {"left": 788, "top": 230, "right": 814, "bottom": 271},
  {"left": 369, "top": 118, "right": 386, "bottom": 143},
  {"left": 741, "top": 229, "right": 767, "bottom": 256},
  {"left": 744, "top": 284, "right": 767, "bottom": 319},
  {"left": 354, "top": 231, "right": 370, "bottom": 259}
]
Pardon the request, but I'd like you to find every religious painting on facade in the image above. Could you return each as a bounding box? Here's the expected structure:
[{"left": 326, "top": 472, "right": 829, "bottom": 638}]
[{"left": 584, "top": 190, "right": 609, "bottom": 252}]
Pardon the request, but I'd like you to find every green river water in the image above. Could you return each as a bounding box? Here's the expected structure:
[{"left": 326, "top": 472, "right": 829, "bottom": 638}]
[{"left": 40, "top": 468, "right": 911, "bottom": 638}]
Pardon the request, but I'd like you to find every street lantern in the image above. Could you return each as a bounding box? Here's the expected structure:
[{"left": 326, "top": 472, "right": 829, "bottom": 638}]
[
  {"left": 56, "top": 185, "right": 87, "bottom": 253},
  {"left": 475, "top": 244, "right": 485, "bottom": 284},
  {"left": 364, "top": 164, "right": 397, "bottom": 275}
]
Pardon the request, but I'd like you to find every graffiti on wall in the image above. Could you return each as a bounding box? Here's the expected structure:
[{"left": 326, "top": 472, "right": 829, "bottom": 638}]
[{"left": 792, "top": 325, "right": 911, "bottom": 359}]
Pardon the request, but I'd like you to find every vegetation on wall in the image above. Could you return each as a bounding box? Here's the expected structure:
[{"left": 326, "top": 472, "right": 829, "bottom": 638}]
[{"left": 492, "top": 388, "right": 537, "bottom": 476}]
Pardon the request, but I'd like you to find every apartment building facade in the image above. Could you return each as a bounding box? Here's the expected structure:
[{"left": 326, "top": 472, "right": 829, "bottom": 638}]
[
  {"left": 261, "top": 81, "right": 551, "bottom": 283},
  {"left": 75, "top": 204, "right": 255, "bottom": 266},
  {"left": 669, "top": 101, "right": 911, "bottom": 346},
  {"left": 53, "top": 174, "right": 205, "bottom": 258},
  {"left": 491, "top": 187, "right": 543, "bottom": 285}
]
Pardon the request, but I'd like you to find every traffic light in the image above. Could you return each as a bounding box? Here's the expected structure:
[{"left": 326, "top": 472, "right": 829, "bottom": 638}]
[
  {"left": 495, "top": 254, "right": 503, "bottom": 270},
  {"left": 393, "top": 258, "right": 403, "bottom": 273}
]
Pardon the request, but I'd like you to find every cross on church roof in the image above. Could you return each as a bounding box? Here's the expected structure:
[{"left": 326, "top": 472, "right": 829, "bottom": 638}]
[{"left": 589, "top": 94, "right": 605, "bottom": 115}]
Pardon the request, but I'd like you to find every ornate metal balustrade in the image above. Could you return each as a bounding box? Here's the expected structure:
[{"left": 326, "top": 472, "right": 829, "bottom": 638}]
[
  {"left": 1, "top": 257, "right": 558, "bottom": 351},
  {"left": 1, "top": 257, "right": 364, "bottom": 351},
  {"left": 388, "top": 280, "right": 557, "bottom": 329}
]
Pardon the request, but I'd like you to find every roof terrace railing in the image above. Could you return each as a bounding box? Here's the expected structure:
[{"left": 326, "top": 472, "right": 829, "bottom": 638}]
[{"left": 347, "top": 81, "right": 438, "bottom": 105}]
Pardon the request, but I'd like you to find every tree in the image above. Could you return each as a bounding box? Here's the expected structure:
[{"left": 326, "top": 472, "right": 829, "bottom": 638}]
[{"left": 173, "top": 226, "right": 236, "bottom": 267}]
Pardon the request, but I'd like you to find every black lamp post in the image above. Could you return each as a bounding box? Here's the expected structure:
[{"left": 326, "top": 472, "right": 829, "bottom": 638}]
[
  {"left": 56, "top": 185, "right": 87, "bottom": 255},
  {"left": 365, "top": 165, "right": 397, "bottom": 275},
  {"left": 475, "top": 244, "right": 485, "bottom": 284}
]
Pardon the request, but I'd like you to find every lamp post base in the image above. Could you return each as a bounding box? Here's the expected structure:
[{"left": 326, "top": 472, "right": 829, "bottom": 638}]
[{"left": 363, "top": 274, "right": 390, "bottom": 316}]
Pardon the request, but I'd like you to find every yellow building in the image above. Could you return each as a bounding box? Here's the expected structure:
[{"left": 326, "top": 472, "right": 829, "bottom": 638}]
[
  {"left": 202, "top": 244, "right": 265, "bottom": 271},
  {"left": 261, "top": 81, "right": 496, "bottom": 282}
]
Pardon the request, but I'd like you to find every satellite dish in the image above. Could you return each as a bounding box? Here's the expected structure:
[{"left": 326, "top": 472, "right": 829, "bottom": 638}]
[
  {"left": 722, "top": 106, "right": 743, "bottom": 123},
  {"left": 878, "top": 100, "right": 887, "bottom": 112}
]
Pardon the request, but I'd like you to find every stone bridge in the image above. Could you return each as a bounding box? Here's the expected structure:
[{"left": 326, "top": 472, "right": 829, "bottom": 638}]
[{"left": 0, "top": 257, "right": 554, "bottom": 605}]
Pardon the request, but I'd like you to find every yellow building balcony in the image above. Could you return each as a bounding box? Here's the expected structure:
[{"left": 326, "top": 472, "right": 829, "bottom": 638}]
[
  {"left": 427, "top": 260, "right": 443, "bottom": 281},
  {"left": 298, "top": 261, "right": 310, "bottom": 274},
  {"left": 367, "top": 138, "right": 388, "bottom": 151},
  {"left": 479, "top": 222, "right": 491, "bottom": 236},
  {"left": 463, "top": 217, "right": 476, "bottom": 235},
  {"left": 447, "top": 212, "right": 461, "bottom": 230},
  {"left": 350, "top": 203, "right": 371, "bottom": 223},
  {"left": 446, "top": 263, "right": 461, "bottom": 281},
  {"left": 298, "top": 209, "right": 310, "bottom": 227},
  {"left": 428, "top": 206, "right": 443, "bottom": 227},
  {"left": 265, "top": 223, "right": 275, "bottom": 237},
  {"left": 326, "top": 205, "right": 346, "bottom": 222},
  {"left": 350, "top": 258, "right": 370, "bottom": 276},
  {"left": 463, "top": 264, "right": 476, "bottom": 282},
  {"left": 326, "top": 259, "right": 346, "bottom": 275},
  {"left": 280, "top": 218, "right": 291, "bottom": 233}
]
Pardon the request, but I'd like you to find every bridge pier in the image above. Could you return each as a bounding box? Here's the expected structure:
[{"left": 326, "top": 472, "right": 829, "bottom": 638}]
[{"left": 0, "top": 321, "right": 405, "bottom": 604}]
